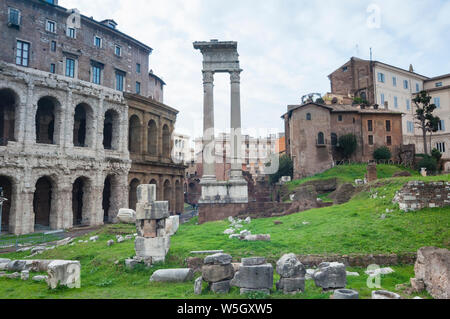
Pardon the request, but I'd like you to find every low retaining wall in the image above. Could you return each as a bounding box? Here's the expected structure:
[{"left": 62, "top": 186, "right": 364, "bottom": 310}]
[
  {"left": 393, "top": 181, "right": 450, "bottom": 212},
  {"left": 297, "top": 253, "right": 417, "bottom": 267}
]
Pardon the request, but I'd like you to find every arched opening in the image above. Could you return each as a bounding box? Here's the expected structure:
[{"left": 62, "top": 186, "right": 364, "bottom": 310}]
[
  {"left": 128, "top": 178, "right": 140, "bottom": 211},
  {"left": 103, "top": 109, "right": 119, "bottom": 150},
  {"left": 72, "top": 177, "right": 88, "bottom": 226},
  {"left": 36, "top": 96, "right": 59, "bottom": 144},
  {"left": 175, "top": 180, "right": 182, "bottom": 214},
  {"left": 102, "top": 175, "right": 112, "bottom": 222},
  {"left": 73, "top": 103, "right": 93, "bottom": 147},
  {"left": 162, "top": 124, "right": 171, "bottom": 158},
  {"left": 0, "top": 176, "right": 12, "bottom": 232},
  {"left": 0, "top": 89, "right": 18, "bottom": 146},
  {"left": 147, "top": 120, "right": 157, "bottom": 156},
  {"left": 128, "top": 115, "right": 141, "bottom": 153},
  {"left": 33, "top": 176, "right": 53, "bottom": 230},
  {"left": 317, "top": 132, "right": 325, "bottom": 145},
  {"left": 163, "top": 180, "right": 171, "bottom": 212}
]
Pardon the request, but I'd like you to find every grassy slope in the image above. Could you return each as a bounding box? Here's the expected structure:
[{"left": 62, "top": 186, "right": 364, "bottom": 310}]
[{"left": 0, "top": 167, "right": 448, "bottom": 299}]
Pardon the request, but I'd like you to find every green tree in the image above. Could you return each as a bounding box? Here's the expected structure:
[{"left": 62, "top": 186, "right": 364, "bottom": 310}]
[
  {"left": 373, "top": 146, "right": 392, "bottom": 161},
  {"left": 266, "top": 154, "right": 293, "bottom": 185},
  {"left": 337, "top": 134, "right": 357, "bottom": 159},
  {"left": 412, "top": 91, "right": 440, "bottom": 155}
]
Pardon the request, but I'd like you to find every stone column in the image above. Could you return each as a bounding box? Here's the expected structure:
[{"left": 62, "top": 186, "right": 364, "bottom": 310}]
[
  {"left": 230, "top": 70, "right": 243, "bottom": 180},
  {"left": 202, "top": 71, "right": 216, "bottom": 180}
]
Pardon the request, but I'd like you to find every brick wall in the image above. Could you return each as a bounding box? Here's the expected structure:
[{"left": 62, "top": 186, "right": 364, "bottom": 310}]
[{"left": 393, "top": 181, "right": 450, "bottom": 212}]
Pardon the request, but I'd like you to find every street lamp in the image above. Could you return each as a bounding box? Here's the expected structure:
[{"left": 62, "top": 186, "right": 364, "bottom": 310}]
[{"left": 0, "top": 187, "right": 8, "bottom": 234}]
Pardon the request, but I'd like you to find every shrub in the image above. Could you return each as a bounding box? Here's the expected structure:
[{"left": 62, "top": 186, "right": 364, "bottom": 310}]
[
  {"left": 315, "top": 97, "right": 325, "bottom": 104},
  {"left": 418, "top": 155, "right": 437, "bottom": 174},
  {"left": 373, "top": 146, "right": 392, "bottom": 161},
  {"left": 431, "top": 148, "right": 442, "bottom": 162},
  {"left": 267, "top": 154, "right": 293, "bottom": 185},
  {"left": 337, "top": 134, "right": 357, "bottom": 159}
]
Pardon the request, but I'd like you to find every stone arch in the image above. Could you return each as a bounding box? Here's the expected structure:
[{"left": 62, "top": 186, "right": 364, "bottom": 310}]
[
  {"left": 162, "top": 124, "right": 171, "bottom": 158},
  {"left": 0, "top": 88, "right": 19, "bottom": 146},
  {"left": 163, "top": 179, "right": 171, "bottom": 211},
  {"left": 73, "top": 103, "right": 94, "bottom": 148},
  {"left": 33, "top": 176, "right": 55, "bottom": 230},
  {"left": 147, "top": 119, "right": 157, "bottom": 156},
  {"left": 103, "top": 109, "right": 120, "bottom": 150},
  {"left": 128, "top": 178, "right": 140, "bottom": 211},
  {"left": 72, "top": 176, "right": 93, "bottom": 227},
  {"left": 128, "top": 115, "right": 141, "bottom": 153},
  {"left": 0, "top": 175, "right": 13, "bottom": 232},
  {"left": 35, "top": 96, "right": 61, "bottom": 145},
  {"left": 102, "top": 174, "right": 121, "bottom": 223},
  {"left": 175, "top": 180, "right": 182, "bottom": 214},
  {"left": 102, "top": 175, "right": 113, "bottom": 222},
  {"left": 317, "top": 132, "right": 325, "bottom": 145}
]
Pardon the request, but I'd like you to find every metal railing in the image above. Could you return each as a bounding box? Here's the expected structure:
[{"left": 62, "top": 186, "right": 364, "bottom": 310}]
[{"left": 0, "top": 230, "right": 65, "bottom": 251}]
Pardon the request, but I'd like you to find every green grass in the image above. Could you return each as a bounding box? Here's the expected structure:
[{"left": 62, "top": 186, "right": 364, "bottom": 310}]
[{"left": 0, "top": 168, "right": 447, "bottom": 299}]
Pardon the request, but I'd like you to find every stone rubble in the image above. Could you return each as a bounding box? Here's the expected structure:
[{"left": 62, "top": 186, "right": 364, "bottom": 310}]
[
  {"left": 20, "top": 270, "right": 29, "bottom": 280},
  {"left": 200, "top": 253, "right": 234, "bottom": 294},
  {"left": 149, "top": 268, "right": 194, "bottom": 282},
  {"left": 194, "top": 276, "right": 203, "bottom": 295},
  {"left": 117, "top": 208, "right": 137, "bottom": 224},
  {"left": 47, "top": 260, "right": 81, "bottom": 289},
  {"left": 231, "top": 257, "right": 273, "bottom": 295},
  {"left": 313, "top": 262, "right": 347, "bottom": 290},
  {"left": 275, "top": 254, "right": 306, "bottom": 294},
  {"left": 107, "top": 240, "right": 115, "bottom": 246},
  {"left": 32, "top": 275, "right": 48, "bottom": 282}
]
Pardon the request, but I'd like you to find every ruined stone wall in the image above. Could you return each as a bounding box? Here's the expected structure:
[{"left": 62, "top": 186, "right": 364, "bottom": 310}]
[
  {"left": 393, "top": 181, "right": 450, "bottom": 212},
  {"left": 0, "top": 61, "right": 130, "bottom": 235}
]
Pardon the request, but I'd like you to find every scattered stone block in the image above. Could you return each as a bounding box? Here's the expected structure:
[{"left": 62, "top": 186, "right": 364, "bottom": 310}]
[
  {"left": 204, "top": 253, "right": 232, "bottom": 265},
  {"left": 305, "top": 269, "right": 315, "bottom": 280},
  {"left": 165, "top": 215, "right": 180, "bottom": 236},
  {"left": 107, "top": 240, "right": 115, "bottom": 246},
  {"left": 210, "top": 280, "right": 231, "bottom": 294},
  {"left": 371, "top": 290, "right": 401, "bottom": 299},
  {"left": 47, "top": 260, "right": 81, "bottom": 289},
  {"left": 89, "top": 236, "right": 99, "bottom": 242},
  {"left": 125, "top": 258, "right": 139, "bottom": 269},
  {"left": 313, "top": 262, "right": 346, "bottom": 289},
  {"left": 194, "top": 276, "right": 203, "bottom": 295},
  {"left": 117, "top": 208, "right": 136, "bottom": 224},
  {"left": 149, "top": 268, "right": 194, "bottom": 282},
  {"left": 332, "top": 289, "right": 359, "bottom": 299},
  {"left": 276, "top": 277, "right": 305, "bottom": 294},
  {"left": 135, "top": 236, "right": 170, "bottom": 263},
  {"left": 242, "top": 257, "right": 266, "bottom": 266},
  {"left": 21, "top": 270, "right": 29, "bottom": 280},
  {"left": 202, "top": 264, "right": 235, "bottom": 283},
  {"left": 32, "top": 275, "right": 48, "bottom": 282},
  {"left": 136, "top": 201, "right": 170, "bottom": 220},
  {"left": 276, "top": 254, "right": 305, "bottom": 278},
  {"left": 231, "top": 263, "right": 273, "bottom": 290},
  {"left": 240, "top": 288, "right": 270, "bottom": 295},
  {"left": 243, "top": 234, "right": 271, "bottom": 241},
  {"left": 117, "top": 236, "right": 125, "bottom": 243},
  {"left": 346, "top": 271, "right": 360, "bottom": 277},
  {"left": 56, "top": 237, "right": 73, "bottom": 247},
  {"left": 7, "top": 272, "right": 20, "bottom": 279},
  {"left": 244, "top": 217, "right": 251, "bottom": 224},
  {"left": 240, "top": 230, "right": 251, "bottom": 237},
  {"left": 0, "top": 258, "right": 11, "bottom": 271},
  {"left": 410, "top": 278, "right": 425, "bottom": 292},
  {"left": 137, "top": 184, "right": 157, "bottom": 203},
  {"left": 186, "top": 257, "right": 204, "bottom": 273},
  {"left": 125, "top": 235, "right": 133, "bottom": 240},
  {"left": 224, "top": 229, "right": 235, "bottom": 235}
]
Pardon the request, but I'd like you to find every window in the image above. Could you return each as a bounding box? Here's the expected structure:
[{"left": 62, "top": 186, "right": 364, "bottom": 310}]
[
  {"left": 136, "top": 63, "right": 141, "bottom": 74},
  {"left": 65, "top": 58, "right": 75, "bottom": 78},
  {"left": 16, "top": 40, "right": 30, "bottom": 66},
  {"left": 386, "top": 136, "right": 392, "bottom": 146},
  {"left": 115, "top": 45, "right": 122, "bottom": 56},
  {"left": 386, "top": 120, "right": 391, "bottom": 132},
  {"left": 317, "top": 132, "right": 325, "bottom": 145},
  {"left": 342, "top": 66, "right": 348, "bottom": 72},
  {"left": 338, "top": 115, "right": 343, "bottom": 122},
  {"left": 416, "top": 83, "right": 420, "bottom": 92},
  {"left": 380, "top": 93, "right": 385, "bottom": 105},
  {"left": 407, "top": 121, "right": 414, "bottom": 133},
  {"left": 368, "top": 120, "right": 373, "bottom": 132},
  {"left": 94, "top": 36, "right": 102, "bottom": 48},
  {"left": 46, "top": 20, "right": 56, "bottom": 33},
  {"left": 438, "top": 120, "right": 446, "bottom": 132},
  {"left": 136, "top": 82, "right": 141, "bottom": 94},
  {"left": 115, "top": 71, "right": 125, "bottom": 91},
  {"left": 394, "top": 96, "right": 398, "bottom": 108},
  {"left": 436, "top": 82, "right": 443, "bottom": 88},
  {"left": 377, "top": 72, "right": 385, "bottom": 83},
  {"left": 50, "top": 63, "right": 55, "bottom": 73},
  {"left": 331, "top": 133, "right": 338, "bottom": 146},
  {"left": 392, "top": 77, "right": 397, "bottom": 87},
  {"left": 51, "top": 41, "right": 56, "bottom": 52},
  {"left": 406, "top": 100, "right": 411, "bottom": 111},
  {"left": 368, "top": 135, "right": 374, "bottom": 145},
  {"left": 92, "top": 64, "right": 102, "bottom": 85},
  {"left": 404, "top": 80, "right": 409, "bottom": 89},
  {"left": 436, "top": 142, "right": 446, "bottom": 153},
  {"left": 434, "top": 97, "right": 441, "bottom": 108},
  {"left": 67, "top": 27, "right": 76, "bottom": 38},
  {"left": 8, "top": 8, "right": 21, "bottom": 26},
  {"left": 306, "top": 113, "right": 311, "bottom": 121}
]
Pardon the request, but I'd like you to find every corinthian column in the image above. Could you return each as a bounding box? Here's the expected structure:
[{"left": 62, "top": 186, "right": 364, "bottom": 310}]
[
  {"left": 202, "top": 71, "right": 216, "bottom": 180},
  {"left": 230, "top": 70, "right": 243, "bottom": 180}
]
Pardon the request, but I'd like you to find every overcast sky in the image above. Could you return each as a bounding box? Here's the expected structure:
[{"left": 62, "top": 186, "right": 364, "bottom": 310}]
[{"left": 62, "top": 0, "right": 450, "bottom": 140}]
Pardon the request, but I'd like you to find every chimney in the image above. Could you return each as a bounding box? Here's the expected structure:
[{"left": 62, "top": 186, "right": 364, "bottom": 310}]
[{"left": 409, "top": 64, "right": 414, "bottom": 72}]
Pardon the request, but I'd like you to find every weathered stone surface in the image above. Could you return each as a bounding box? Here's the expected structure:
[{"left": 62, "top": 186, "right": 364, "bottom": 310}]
[
  {"left": 89, "top": 235, "right": 99, "bottom": 242},
  {"left": 202, "top": 264, "right": 235, "bottom": 283},
  {"left": 136, "top": 202, "right": 170, "bottom": 220},
  {"left": 414, "top": 246, "right": 450, "bottom": 299},
  {"left": 276, "top": 254, "right": 306, "bottom": 278},
  {"left": 240, "top": 288, "right": 270, "bottom": 295},
  {"left": 313, "top": 262, "right": 346, "bottom": 289},
  {"left": 0, "top": 259, "right": 11, "bottom": 271},
  {"left": 194, "top": 276, "right": 203, "bottom": 295},
  {"left": 7, "top": 260, "right": 27, "bottom": 272},
  {"left": 332, "top": 289, "right": 359, "bottom": 299},
  {"left": 224, "top": 228, "right": 235, "bottom": 235},
  {"left": 21, "top": 270, "right": 29, "bottom": 280},
  {"left": 231, "top": 263, "right": 242, "bottom": 273},
  {"left": 125, "top": 258, "right": 139, "bottom": 269},
  {"left": 47, "top": 260, "right": 81, "bottom": 289},
  {"left": 117, "top": 236, "right": 125, "bottom": 243},
  {"left": 204, "top": 253, "right": 232, "bottom": 265},
  {"left": 331, "top": 183, "right": 356, "bottom": 205},
  {"left": 117, "top": 208, "right": 136, "bottom": 224},
  {"left": 32, "top": 275, "right": 48, "bottom": 282},
  {"left": 56, "top": 237, "right": 73, "bottom": 247},
  {"left": 410, "top": 278, "right": 425, "bottom": 292},
  {"left": 231, "top": 264, "right": 273, "bottom": 289},
  {"left": 346, "top": 271, "right": 360, "bottom": 277},
  {"left": 137, "top": 184, "right": 157, "bottom": 204},
  {"left": 371, "top": 290, "right": 401, "bottom": 299},
  {"left": 107, "top": 240, "right": 115, "bottom": 246},
  {"left": 305, "top": 269, "right": 315, "bottom": 280},
  {"left": 165, "top": 215, "right": 180, "bottom": 236},
  {"left": 210, "top": 280, "right": 231, "bottom": 294},
  {"left": 243, "top": 234, "right": 271, "bottom": 241},
  {"left": 242, "top": 257, "right": 266, "bottom": 266},
  {"left": 150, "top": 268, "right": 194, "bottom": 282},
  {"left": 276, "top": 277, "right": 305, "bottom": 294},
  {"left": 135, "top": 236, "right": 170, "bottom": 262}
]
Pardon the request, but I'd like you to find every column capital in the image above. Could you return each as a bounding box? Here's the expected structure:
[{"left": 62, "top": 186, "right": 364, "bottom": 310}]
[
  {"left": 230, "top": 70, "right": 242, "bottom": 83},
  {"left": 202, "top": 71, "right": 214, "bottom": 84}
]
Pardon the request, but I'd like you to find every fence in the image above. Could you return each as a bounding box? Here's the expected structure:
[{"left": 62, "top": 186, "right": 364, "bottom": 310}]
[
  {"left": 334, "top": 160, "right": 414, "bottom": 168},
  {"left": 0, "top": 230, "right": 65, "bottom": 251}
]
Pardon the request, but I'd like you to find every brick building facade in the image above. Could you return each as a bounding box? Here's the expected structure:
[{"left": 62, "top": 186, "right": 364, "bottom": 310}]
[{"left": 0, "top": 0, "right": 183, "bottom": 234}]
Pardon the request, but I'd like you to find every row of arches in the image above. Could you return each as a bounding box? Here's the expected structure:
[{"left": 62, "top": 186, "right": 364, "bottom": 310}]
[
  {"left": 0, "top": 88, "right": 121, "bottom": 150},
  {"left": 128, "top": 114, "right": 171, "bottom": 157},
  {"left": 128, "top": 178, "right": 183, "bottom": 214},
  {"left": 0, "top": 174, "right": 118, "bottom": 233}
]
